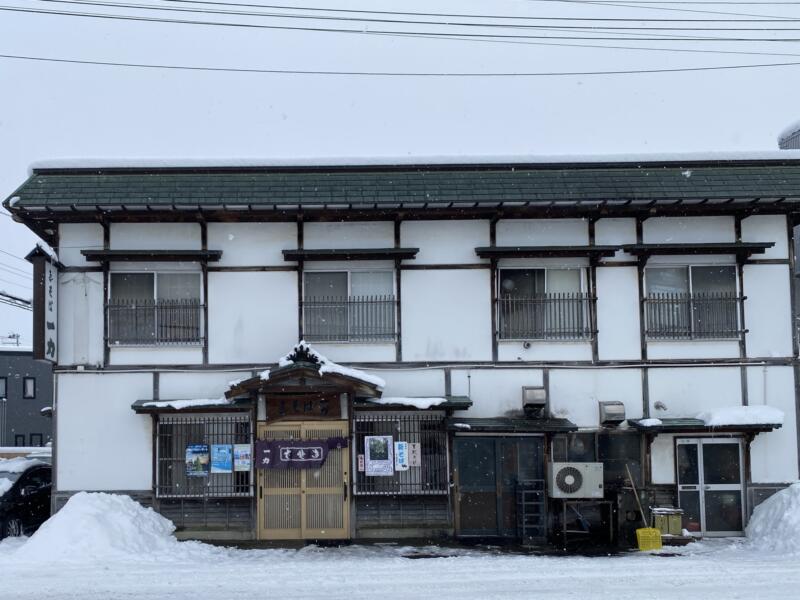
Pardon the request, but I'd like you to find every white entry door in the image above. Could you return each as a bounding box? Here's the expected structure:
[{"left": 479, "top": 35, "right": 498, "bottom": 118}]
[{"left": 676, "top": 438, "right": 745, "bottom": 537}]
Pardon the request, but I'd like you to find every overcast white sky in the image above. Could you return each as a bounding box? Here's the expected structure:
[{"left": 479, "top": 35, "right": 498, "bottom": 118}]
[{"left": 1, "top": 0, "right": 800, "bottom": 344}]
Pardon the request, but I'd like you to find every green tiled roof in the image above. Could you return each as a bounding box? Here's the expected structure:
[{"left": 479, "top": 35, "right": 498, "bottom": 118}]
[{"left": 6, "top": 161, "right": 800, "bottom": 213}]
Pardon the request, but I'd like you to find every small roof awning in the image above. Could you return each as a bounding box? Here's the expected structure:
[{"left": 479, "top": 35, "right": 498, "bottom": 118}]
[
  {"left": 475, "top": 245, "right": 620, "bottom": 259},
  {"left": 628, "top": 417, "right": 782, "bottom": 434},
  {"left": 621, "top": 242, "right": 773, "bottom": 261},
  {"left": 82, "top": 249, "right": 223, "bottom": 262},
  {"left": 354, "top": 396, "right": 472, "bottom": 412},
  {"left": 446, "top": 417, "right": 578, "bottom": 433},
  {"left": 282, "top": 248, "right": 418, "bottom": 261},
  {"left": 131, "top": 397, "right": 253, "bottom": 414}
]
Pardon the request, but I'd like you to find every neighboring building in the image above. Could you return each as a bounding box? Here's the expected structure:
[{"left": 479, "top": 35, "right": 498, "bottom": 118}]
[
  {"left": 780, "top": 123, "right": 800, "bottom": 150},
  {"left": 4, "top": 158, "right": 800, "bottom": 546},
  {"left": 0, "top": 347, "right": 53, "bottom": 447}
]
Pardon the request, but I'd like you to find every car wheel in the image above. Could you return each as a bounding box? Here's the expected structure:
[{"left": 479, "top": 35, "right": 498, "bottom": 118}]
[{"left": 2, "top": 517, "right": 23, "bottom": 538}]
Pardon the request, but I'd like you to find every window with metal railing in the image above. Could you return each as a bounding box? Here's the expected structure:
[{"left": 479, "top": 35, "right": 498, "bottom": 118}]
[
  {"left": 156, "top": 415, "right": 253, "bottom": 499},
  {"left": 107, "top": 272, "right": 204, "bottom": 346},
  {"left": 303, "top": 271, "right": 396, "bottom": 342},
  {"left": 497, "top": 268, "right": 594, "bottom": 340},
  {"left": 644, "top": 265, "right": 743, "bottom": 340},
  {"left": 353, "top": 411, "right": 448, "bottom": 496}
]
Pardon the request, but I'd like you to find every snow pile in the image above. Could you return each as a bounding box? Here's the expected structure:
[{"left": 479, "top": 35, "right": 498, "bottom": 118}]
[
  {"left": 14, "top": 492, "right": 180, "bottom": 562},
  {"left": 141, "top": 398, "right": 233, "bottom": 410},
  {"left": 369, "top": 397, "right": 446, "bottom": 409},
  {"left": 0, "top": 478, "right": 13, "bottom": 497},
  {"left": 637, "top": 418, "right": 663, "bottom": 427},
  {"left": 746, "top": 483, "right": 800, "bottom": 554},
  {"left": 0, "top": 457, "right": 45, "bottom": 473},
  {"left": 779, "top": 120, "right": 800, "bottom": 144},
  {"left": 697, "top": 406, "right": 784, "bottom": 427},
  {"left": 267, "top": 341, "right": 386, "bottom": 390}
]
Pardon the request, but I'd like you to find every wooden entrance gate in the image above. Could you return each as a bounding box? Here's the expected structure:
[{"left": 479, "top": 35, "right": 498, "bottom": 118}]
[{"left": 257, "top": 420, "right": 350, "bottom": 540}]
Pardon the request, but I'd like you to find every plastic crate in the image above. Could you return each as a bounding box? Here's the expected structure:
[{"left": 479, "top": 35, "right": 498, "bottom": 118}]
[{"left": 636, "top": 527, "right": 663, "bottom": 551}]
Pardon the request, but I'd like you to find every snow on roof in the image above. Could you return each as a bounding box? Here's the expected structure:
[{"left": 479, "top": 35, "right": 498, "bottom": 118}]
[
  {"left": 264, "top": 341, "right": 385, "bottom": 390},
  {"left": 28, "top": 149, "right": 800, "bottom": 173},
  {"left": 0, "top": 345, "right": 33, "bottom": 353},
  {"left": 140, "top": 398, "right": 234, "bottom": 411},
  {"left": 696, "top": 406, "right": 784, "bottom": 427},
  {"left": 367, "top": 397, "right": 446, "bottom": 410},
  {"left": 636, "top": 418, "right": 663, "bottom": 427}
]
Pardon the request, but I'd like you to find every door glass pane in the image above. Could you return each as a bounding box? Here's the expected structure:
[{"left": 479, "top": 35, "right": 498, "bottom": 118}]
[
  {"left": 705, "top": 491, "right": 743, "bottom": 532},
  {"left": 702, "top": 443, "right": 741, "bottom": 485},
  {"left": 679, "top": 491, "right": 703, "bottom": 533},
  {"left": 677, "top": 443, "right": 699, "bottom": 485},
  {"left": 304, "top": 272, "right": 347, "bottom": 299},
  {"left": 157, "top": 273, "right": 201, "bottom": 300},
  {"left": 110, "top": 273, "right": 154, "bottom": 301},
  {"left": 646, "top": 268, "right": 689, "bottom": 295},
  {"left": 350, "top": 271, "right": 393, "bottom": 297}
]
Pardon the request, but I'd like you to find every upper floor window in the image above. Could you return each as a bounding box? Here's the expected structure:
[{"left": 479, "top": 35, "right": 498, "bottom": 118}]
[
  {"left": 23, "top": 377, "right": 36, "bottom": 399},
  {"left": 497, "top": 268, "right": 594, "bottom": 341},
  {"left": 644, "top": 265, "right": 741, "bottom": 340},
  {"left": 108, "top": 272, "right": 203, "bottom": 346},
  {"left": 303, "top": 271, "right": 396, "bottom": 342},
  {"left": 0, "top": 377, "right": 6, "bottom": 399}
]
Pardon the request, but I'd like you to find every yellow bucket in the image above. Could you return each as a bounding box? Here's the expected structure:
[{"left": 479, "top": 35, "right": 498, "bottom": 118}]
[{"left": 636, "top": 527, "right": 663, "bottom": 551}]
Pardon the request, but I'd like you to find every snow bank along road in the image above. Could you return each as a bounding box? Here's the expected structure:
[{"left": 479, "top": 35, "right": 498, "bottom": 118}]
[
  {"left": 0, "top": 538, "right": 798, "bottom": 600},
  {"left": 0, "top": 489, "right": 798, "bottom": 600}
]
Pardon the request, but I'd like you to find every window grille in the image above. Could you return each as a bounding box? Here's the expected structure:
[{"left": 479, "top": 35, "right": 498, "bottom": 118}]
[
  {"left": 353, "top": 411, "right": 448, "bottom": 496},
  {"left": 107, "top": 298, "right": 204, "bottom": 345},
  {"left": 156, "top": 415, "right": 253, "bottom": 499},
  {"left": 498, "top": 293, "right": 595, "bottom": 340},
  {"left": 644, "top": 292, "right": 743, "bottom": 339},
  {"left": 303, "top": 295, "right": 397, "bottom": 342}
]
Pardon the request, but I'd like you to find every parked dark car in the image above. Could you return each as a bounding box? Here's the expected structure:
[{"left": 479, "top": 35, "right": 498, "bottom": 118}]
[{"left": 0, "top": 458, "right": 52, "bottom": 538}]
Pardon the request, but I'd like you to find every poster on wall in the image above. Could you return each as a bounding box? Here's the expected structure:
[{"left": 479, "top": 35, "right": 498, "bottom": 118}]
[
  {"left": 365, "top": 435, "right": 394, "bottom": 476},
  {"left": 185, "top": 444, "right": 210, "bottom": 477},
  {"left": 408, "top": 443, "right": 421, "bottom": 467},
  {"left": 394, "top": 441, "right": 409, "bottom": 471},
  {"left": 211, "top": 444, "right": 233, "bottom": 473},
  {"left": 233, "top": 444, "right": 252, "bottom": 472}
]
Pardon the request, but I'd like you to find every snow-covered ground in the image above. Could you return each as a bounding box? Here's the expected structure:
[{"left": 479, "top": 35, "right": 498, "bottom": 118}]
[{"left": 0, "top": 490, "right": 797, "bottom": 600}]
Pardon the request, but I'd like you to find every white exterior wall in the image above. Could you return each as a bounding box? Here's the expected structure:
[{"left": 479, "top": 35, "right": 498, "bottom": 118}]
[
  {"left": 58, "top": 223, "right": 103, "bottom": 267},
  {"left": 747, "top": 366, "right": 799, "bottom": 482},
  {"left": 208, "top": 271, "right": 298, "bottom": 364},
  {"left": 401, "top": 269, "right": 492, "bottom": 362},
  {"left": 450, "top": 368, "right": 544, "bottom": 418},
  {"left": 648, "top": 367, "right": 742, "bottom": 417},
  {"left": 744, "top": 264, "right": 793, "bottom": 358},
  {"left": 401, "top": 220, "right": 489, "bottom": 264},
  {"left": 159, "top": 371, "right": 247, "bottom": 400},
  {"left": 207, "top": 222, "right": 297, "bottom": 266},
  {"left": 110, "top": 223, "right": 201, "bottom": 250},
  {"left": 646, "top": 342, "right": 740, "bottom": 360},
  {"left": 57, "top": 272, "right": 104, "bottom": 366},
  {"left": 643, "top": 216, "right": 735, "bottom": 243},
  {"left": 548, "top": 368, "right": 644, "bottom": 428},
  {"left": 497, "top": 342, "right": 592, "bottom": 362},
  {"left": 371, "top": 368, "right": 446, "bottom": 398},
  {"left": 596, "top": 267, "right": 641, "bottom": 360},
  {"left": 56, "top": 372, "right": 153, "bottom": 491},
  {"left": 741, "top": 215, "right": 788, "bottom": 260},
  {"left": 496, "top": 219, "right": 588, "bottom": 246},
  {"left": 304, "top": 222, "right": 393, "bottom": 249},
  {"left": 595, "top": 218, "right": 636, "bottom": 262}
]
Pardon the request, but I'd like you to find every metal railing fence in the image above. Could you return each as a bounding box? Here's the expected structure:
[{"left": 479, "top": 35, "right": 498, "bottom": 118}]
[
  {"left": 107, "top": 298, "right": 204, "bottom": 345},
  {"left": 644, "top": 292, "right": 743, "bottom": 339},
  {"left": 498, "top": 293, "right": 595, "bottom": 340},
  {"left": 303, "top": 295, "right": 397, "bottom": 342}
]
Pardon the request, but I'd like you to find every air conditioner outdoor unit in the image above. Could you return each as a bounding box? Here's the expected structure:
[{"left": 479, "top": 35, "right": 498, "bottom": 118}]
[{"left": 547, "top": 462, "right": 604, "bottom": 499}]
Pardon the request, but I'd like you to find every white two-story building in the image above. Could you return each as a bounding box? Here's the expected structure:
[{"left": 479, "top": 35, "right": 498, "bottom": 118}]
[{"left": 5, "top": 157, "right": 799, "bottom": 546}]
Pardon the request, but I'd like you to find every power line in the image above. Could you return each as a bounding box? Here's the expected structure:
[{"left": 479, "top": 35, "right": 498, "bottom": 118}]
[
  {"left": 3, "top": 5, "right": 800, "bottom": 41},
  {"left": 0, "top": 291, "right": 32, "bottom": 311},
  {"left": 3, "top": 51, "right": 800, "bottom": 75},
  {"left": 0, "top": 274, "right": 30, "bottom": 290},
  {"left": 535, "top": 0, "right": 798, "bottom": 19},
  {"left": 36, "top": 0, "right": 800, "bottom": 24},
  {"left": 0, "top": 261, "right": 32, "bottom": 278},
  {"left": 0, "top": 248, "right": 30, "bottom": 264}
]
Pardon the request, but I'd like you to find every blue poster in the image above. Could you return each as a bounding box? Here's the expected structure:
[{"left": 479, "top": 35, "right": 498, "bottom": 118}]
[
  {"left": 185, "top": 444, "right": 209, "bottom": 477},
  {"left": 211, "top": 444, "right": 233, "bottom": 473}
]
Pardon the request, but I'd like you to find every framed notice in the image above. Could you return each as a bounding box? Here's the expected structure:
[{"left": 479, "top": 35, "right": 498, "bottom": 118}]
[
  {"left": 233, "top": 444, "right": 252, "bottom": 472},
  {"left": 30, "top": 246, "right": 58, "bottom": 363},
  {"left": 394, "top": 441, "right": 409, "bottom": 471},
  {"left": 365, "top": 435, "right": 394, "bottom": 477},
  {"left": 185, "top": 444, "right": 210, "bottom": 477},
  {"left": 211, "top": 444, "right": 233, "bottom": 473}
]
